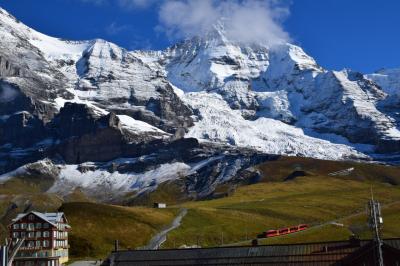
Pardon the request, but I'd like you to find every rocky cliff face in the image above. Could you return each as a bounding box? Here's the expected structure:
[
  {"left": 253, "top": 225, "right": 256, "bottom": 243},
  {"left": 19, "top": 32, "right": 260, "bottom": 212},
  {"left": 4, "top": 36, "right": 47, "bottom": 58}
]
[{"left": 0, "top": 7, "right": 400, "bottom": 201}]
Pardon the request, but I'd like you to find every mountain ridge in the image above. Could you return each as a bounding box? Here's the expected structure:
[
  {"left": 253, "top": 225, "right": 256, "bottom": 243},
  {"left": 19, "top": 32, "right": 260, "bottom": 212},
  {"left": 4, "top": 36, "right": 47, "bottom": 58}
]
[{"left": 1, "top": 6, "right": 400, "bottom": 201}]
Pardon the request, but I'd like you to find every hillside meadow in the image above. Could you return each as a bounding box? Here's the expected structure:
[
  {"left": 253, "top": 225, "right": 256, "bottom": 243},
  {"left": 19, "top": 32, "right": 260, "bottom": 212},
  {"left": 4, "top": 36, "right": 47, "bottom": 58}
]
[{"left": 0, "top": 156, "right": 400, "bottom": 259}]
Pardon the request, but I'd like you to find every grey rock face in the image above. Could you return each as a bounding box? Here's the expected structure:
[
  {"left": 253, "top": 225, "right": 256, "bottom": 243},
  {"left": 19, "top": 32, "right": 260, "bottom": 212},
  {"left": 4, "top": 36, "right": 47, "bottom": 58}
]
[
  {"left": 50, "top": 103, "right": 116, "bottom": 139},
  {"left": 0, "top": 111, "right": 47, "bottom": 147},
  {"left": 51, "top": 104, "right": 124, "bottom": 163}
]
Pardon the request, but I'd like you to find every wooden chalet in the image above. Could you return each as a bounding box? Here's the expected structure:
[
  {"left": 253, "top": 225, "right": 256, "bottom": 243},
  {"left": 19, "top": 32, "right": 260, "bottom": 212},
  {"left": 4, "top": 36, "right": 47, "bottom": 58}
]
[{"left": 8, "top": 211, "right": 70, "bottom": 266}]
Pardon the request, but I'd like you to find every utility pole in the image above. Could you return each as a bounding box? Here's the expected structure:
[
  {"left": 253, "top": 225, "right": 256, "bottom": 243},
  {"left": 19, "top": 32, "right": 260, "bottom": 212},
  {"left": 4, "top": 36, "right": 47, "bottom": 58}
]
[
  {"left": 1, "top": 243, "right": 7, "bottom": 266},
  {"left": 2, "top": 238, "right": 25, "bottom": 266},
  {"left": 114, "top": 240, "right": 119, "bottom": 252},
  {"left": 367, "top": 189, "right": 384, "bottom": 266}
]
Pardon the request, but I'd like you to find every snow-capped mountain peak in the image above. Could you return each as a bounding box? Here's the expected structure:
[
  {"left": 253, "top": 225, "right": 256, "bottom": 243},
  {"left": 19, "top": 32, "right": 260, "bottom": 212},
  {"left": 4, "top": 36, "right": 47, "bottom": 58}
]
[
  {"left": 2, "top": 6, "right": 400, "bottom": 200},
  {"left": 1, "top": 5, "right": 400, "bottom": 174}
]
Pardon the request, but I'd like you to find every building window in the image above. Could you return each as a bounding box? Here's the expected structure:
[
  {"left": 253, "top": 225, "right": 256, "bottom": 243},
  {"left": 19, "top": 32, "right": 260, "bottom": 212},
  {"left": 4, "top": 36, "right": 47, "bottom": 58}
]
[
  {"left": 43, "top": 231, "right": 49, "bottom": 237},
  {"left": 27, "top": 241, "right": 34, "bottom": 248},
  {"left": 27, "top": 232, "right": 35, "bottom": 238},
  {"left": 43, "top": 240, "right": 49, "bottom": 247},
  {"left": 36, "top": 231, "right": 41, "bottom": 238},
  {"left": 36, "top": 241, "right": 41, "bottom": 247},
  {"left": 43, "top": 223, "right": 49, "bottom": 229},
  {"left": 35, "top": 223, "right": 42, "bottom": 229},
  {"left": 28, "top": 223, "right": 35, "bottom": 230},
  {"left": 13, "top": 224, "right": 20, "bottom": 229},
  {"left": 28, "top": 214, "right": 35, "bottom": 221},
  {"left": 12, "top": 232, "right": 19, "bottom": 238},
  {"left": 20, "top": 232, "right": 25, "bottom": 238},
  {"left": 21, "top": 223, "right": 27, "bottom": 229}
]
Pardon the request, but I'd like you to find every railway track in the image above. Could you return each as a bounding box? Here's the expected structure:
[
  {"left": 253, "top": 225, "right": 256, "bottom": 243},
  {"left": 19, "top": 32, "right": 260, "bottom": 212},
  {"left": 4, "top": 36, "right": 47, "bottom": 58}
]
[{"left": 226, "top": 200, "right": 400, "bottom": 247}]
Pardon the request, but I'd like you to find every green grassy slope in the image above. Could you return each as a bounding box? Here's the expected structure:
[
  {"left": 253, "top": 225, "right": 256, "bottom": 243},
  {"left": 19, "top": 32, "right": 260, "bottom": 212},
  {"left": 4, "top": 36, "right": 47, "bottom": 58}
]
[
  {"left": 60, "top": 202, "right": 177, "bottom": 259},
  {"left": 256, "top": 156, "right": 400, "bottom": 184},
  {"left": 252, "top": 201, "right": 400, "bottom": 246},
  {"left": 165, "top": 177, "right": 400, "bottom": 248},
  {"left": 163, "top": 157, "right": 400, "bottom": 248}
]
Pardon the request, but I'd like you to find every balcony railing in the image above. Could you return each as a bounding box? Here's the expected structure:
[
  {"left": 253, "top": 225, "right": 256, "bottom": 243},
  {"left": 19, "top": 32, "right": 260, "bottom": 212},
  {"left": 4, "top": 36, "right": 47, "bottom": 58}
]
[{"left": 19, "top": 246, "right": 42, "bottom": 250}]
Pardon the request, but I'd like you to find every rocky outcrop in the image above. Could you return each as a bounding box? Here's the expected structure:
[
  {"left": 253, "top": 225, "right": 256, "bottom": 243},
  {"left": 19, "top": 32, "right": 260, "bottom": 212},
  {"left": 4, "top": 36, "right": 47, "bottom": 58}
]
[
  {"left": 50, "top": 103, "right": 115, "bottom": 139},
  {"left": 56, "top": 127, "right": 126, "bottom": 164},
  {"left": 0, "top": 54, "right": 21, "bottom": 77},
  {"left": 184, "top": 149, "right": 275, "bottom": 198},
  {"left": 0, "top": 111, "right": 47, "bottom": 147},
  {"left": 50, "top": 103, "right": 127, "bottom": 163}
]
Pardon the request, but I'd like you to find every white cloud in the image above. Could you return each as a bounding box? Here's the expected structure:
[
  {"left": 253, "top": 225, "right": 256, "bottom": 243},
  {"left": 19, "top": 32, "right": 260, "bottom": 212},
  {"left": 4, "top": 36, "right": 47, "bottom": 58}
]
[
  {"left": 158, "top": 0, "right": 290, "bottom": 46},
  {"left": 158, "top": 0, "right": 218, "bottom": 38}
]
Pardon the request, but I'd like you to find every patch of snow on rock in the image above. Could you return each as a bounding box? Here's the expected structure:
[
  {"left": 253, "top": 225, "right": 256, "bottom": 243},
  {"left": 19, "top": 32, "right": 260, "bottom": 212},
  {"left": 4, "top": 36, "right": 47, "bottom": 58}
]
[
  {"left": 50, "top": 162, "right": 191, "bottom": 196},
  {"left": 117, "top": 115, "right": 167, "bottom": 134}
]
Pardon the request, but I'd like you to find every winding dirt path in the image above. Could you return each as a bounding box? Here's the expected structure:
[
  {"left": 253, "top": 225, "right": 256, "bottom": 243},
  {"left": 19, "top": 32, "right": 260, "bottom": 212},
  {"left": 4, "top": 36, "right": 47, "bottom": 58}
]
[{"left": 142, "top": 208, "right": 188, "bottom": 250}]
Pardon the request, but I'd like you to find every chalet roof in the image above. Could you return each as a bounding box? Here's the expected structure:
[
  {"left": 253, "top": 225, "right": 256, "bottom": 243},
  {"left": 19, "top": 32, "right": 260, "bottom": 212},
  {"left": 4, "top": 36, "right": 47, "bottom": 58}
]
[{"left": 11, "top": 211, "right": 69, "bottom": 227}]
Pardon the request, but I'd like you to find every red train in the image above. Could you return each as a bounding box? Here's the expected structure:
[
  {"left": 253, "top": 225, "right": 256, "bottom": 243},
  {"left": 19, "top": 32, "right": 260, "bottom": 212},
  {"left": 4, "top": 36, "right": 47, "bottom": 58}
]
[{"left": 257, "top": 224, "right": 309, "bottom": 238}]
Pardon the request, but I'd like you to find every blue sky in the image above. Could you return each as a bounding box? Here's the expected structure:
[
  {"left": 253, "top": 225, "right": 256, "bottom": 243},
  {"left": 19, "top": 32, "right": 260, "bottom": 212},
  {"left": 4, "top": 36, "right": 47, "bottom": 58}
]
[{"left": 1, "top": 0, "right": 399, "bottom": 73}]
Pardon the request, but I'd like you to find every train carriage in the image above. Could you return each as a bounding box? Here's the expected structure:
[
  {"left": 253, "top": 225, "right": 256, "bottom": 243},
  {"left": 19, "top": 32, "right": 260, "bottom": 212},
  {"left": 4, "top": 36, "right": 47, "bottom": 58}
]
[{"left": 257, "top": 224, "right": 309, "bottom": 239}]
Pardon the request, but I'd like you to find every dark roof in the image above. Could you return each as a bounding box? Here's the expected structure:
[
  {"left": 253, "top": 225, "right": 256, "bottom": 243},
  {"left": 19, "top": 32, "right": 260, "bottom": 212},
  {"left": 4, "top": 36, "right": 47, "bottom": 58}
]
[
  {"left": 10, "top": 211, "right": 69, "bottom": 228},
  {"left": 102, "top": 238, "right": 400, "bottom": 266},
  {"left": 340, "top": 240, "right": 400, "bottom": 266}
]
